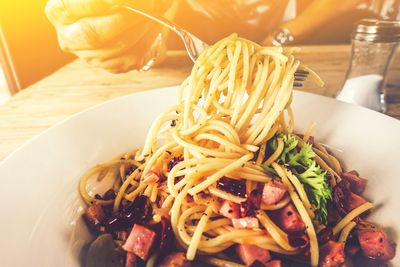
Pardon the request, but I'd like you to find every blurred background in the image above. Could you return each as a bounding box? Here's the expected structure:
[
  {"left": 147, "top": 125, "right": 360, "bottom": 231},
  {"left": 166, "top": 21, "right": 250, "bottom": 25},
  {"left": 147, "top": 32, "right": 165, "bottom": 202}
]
[{"left": 0, "top": 0, "right": 399, "bottom": 105}]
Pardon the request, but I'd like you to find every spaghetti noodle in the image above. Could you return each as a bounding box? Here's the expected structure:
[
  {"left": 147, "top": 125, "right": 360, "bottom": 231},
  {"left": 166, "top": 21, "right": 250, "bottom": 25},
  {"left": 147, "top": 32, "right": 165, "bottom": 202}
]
[{"left": 80, "top": 34, "right": 396, "bottom": 267}]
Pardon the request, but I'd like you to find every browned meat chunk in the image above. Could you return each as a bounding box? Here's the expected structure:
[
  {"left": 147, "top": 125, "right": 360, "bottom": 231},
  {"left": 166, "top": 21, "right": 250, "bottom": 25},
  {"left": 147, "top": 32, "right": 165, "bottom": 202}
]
[
  {"left": 83, "top": 203, "right": 105, "bottom": 230},
  {"left": 271, "top": 204, "right": 305, "bottom": 233},
  {"left": 345, "top": 192, "right": 366, "bottom": 211},
  {"left": 333, "top": 181, "right": 367, "bottom": 216},
  {"left": 341, "top": 171, "right": 367, "bottom": 194},
  {"left": 357, "top": 228, "right": 396, "bottom": 261},
  {"left": 319, "top": 241, "right": 346, "bottom": 267}
]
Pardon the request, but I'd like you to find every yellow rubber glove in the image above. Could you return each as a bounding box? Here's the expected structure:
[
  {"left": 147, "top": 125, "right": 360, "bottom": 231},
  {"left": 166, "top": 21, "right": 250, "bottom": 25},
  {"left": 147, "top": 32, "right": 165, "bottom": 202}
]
[{"left": 45, "top": 0, "right": 171, "bottom": 72}]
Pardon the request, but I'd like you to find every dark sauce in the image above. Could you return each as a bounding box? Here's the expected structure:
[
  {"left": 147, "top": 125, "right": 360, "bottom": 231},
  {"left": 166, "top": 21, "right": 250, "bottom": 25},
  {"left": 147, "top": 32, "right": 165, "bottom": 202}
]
[
  {"left": 104, "top": 195, "right": 152, "bottom": 231},
  {"left": 217, "top": 177, "right": 247, "bottom": 198}
]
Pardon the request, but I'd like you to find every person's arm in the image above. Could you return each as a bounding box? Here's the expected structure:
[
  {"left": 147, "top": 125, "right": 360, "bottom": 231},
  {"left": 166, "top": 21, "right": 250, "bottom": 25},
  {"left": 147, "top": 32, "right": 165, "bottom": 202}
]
[
  {"left": 45, "top": 0, "right": 173, "bottom": 72},
  {"left": 262, "top": 0, "right": 365, "bottom": 45}
]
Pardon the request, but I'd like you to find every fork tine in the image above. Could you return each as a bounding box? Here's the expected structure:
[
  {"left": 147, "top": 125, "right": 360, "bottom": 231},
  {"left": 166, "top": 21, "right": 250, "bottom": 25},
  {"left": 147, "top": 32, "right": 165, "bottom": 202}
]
[
  {"left": 294, "top": 70, "right": 308, "bottom": 87},
  {"left": 294, "top": 76, "right": 307, "bottom": 82},
  {"left": 294, "top": 72, "right": 308, "bottom": 77},
  {"left": 293, "top": 82, "right": 303, "bottom": 87},
  {"left": 295, "top": 70, "right": 309, "bottom": 75}
]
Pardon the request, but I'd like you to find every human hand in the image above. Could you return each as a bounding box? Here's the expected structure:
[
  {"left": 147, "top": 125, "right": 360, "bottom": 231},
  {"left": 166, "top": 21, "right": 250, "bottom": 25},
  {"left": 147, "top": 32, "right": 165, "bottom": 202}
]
[{"left": 45, "top": 0, "right": 171, "bottom": 72}]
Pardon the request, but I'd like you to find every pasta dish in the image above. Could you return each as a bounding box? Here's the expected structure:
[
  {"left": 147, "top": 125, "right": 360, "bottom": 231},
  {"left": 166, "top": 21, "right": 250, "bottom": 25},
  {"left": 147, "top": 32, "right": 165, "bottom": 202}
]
[{"left": 79, "top": 34, "right": 396, "bottom": 267}]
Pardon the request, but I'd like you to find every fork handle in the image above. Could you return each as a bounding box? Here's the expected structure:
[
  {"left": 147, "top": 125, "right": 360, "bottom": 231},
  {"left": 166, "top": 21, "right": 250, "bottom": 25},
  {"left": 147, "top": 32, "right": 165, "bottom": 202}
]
[{"left": 124, "top": 6, "right": 181, "bottom": 36}]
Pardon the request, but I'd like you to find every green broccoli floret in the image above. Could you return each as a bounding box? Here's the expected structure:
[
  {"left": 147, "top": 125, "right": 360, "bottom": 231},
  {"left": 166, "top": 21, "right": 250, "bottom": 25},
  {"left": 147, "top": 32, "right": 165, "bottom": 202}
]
[{"left": 263, "top": 133, "right": 332, "bottom": 224}]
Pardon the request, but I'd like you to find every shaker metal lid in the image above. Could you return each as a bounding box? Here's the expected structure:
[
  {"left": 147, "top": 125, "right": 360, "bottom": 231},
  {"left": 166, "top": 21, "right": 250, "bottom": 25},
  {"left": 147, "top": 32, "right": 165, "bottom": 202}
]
[{"left": 353, "top": 19, "right": 400, "bottom": 42}]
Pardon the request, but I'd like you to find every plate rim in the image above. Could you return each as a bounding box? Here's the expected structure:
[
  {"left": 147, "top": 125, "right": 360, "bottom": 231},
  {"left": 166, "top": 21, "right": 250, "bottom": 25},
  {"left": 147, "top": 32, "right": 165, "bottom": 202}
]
[{"left": 1, "top": 86, "right": 399, "bottom": 168}]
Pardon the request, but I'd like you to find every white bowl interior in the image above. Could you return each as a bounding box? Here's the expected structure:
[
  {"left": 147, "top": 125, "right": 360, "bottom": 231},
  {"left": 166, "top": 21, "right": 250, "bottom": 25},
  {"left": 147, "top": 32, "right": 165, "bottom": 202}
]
[{"left": 0, "top": 86, "right": 399, "bottom": 266}]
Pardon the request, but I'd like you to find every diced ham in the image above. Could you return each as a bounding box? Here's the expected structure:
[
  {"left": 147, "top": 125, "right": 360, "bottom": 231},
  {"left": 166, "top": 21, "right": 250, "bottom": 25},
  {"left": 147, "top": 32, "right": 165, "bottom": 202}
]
[
  {"left": 237, "top": 244, "right": 271, "bottom": 266},
  {"left": 123, "top": 224, "right": 156, "bottom": 260},
  {"left": 262, "top": 181, "right": 286, "bottom": 206},
  {"left": 341, "top": 171, "right": 367, "bottom": 194},
  {"left": 159, "top": 252, "right": 191, "bottom": 267},
  {"left": 125, "top": 252, "right": 137, "bottom": 267},
  {"left": 264, "top": 260, "right": 282, "bottom": 267},
  {"left": 345, "top": 192, "right": 366, "bottom": 211},
  {"left": 319, "top": 241, "right": 346, "bottom": 267},
  {"left": 83, "top": 203, "right": 105, "bottom": 231},
  {"left": 232, "top": 217, "right": 259, "bottom": 229},
  {"left": 357, "top": 228, "right": 396, "bottom": 261},
  {"left": 271, "top": 204, "right": 305, "bottom": 233},
  {"left": 219, "top": 200, "right": 240, "bottom": 219}
]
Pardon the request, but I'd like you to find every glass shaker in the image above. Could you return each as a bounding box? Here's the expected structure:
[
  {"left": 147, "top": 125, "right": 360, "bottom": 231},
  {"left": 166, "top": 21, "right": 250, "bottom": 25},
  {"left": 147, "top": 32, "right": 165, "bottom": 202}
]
[{"left": 336, "top": 19, "right": 400, "bottom": 112}]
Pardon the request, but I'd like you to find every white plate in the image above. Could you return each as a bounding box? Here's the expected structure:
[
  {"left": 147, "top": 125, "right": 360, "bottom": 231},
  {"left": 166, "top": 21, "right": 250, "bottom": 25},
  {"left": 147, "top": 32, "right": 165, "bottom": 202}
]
[{"left": 0, "top": 86, "right": 399, "bottom": 267}]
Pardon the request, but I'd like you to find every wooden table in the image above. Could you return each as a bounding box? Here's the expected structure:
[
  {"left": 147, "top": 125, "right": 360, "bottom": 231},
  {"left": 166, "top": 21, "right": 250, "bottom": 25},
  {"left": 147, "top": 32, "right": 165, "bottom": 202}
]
[{"left": 0, "top": 45, "right": 399, "bottom": 161}]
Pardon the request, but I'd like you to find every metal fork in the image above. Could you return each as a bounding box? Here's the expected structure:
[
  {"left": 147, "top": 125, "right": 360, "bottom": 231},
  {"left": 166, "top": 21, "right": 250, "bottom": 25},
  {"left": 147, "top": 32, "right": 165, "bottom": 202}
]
[{"left": 124, "top": 5, "right": 308, "bottom": 87}]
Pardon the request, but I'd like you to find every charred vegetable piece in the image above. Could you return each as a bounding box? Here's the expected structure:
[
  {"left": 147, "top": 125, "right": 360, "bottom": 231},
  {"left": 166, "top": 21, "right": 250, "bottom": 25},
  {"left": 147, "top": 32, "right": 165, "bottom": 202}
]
[
  {"left": 124, "top": 195, "right": 153, "bottom": 223},
  {"left": 105, "top": 195, "right": 153, "bottom": 231},
  {"left": 95, "top": 189, "right": 116, "bottom": 201},
  {"left": 86, "top": 234, "right": 121, "bottom": 267},
  {"left": 158, "top": 218, "right": 173, "bottom": 251},
  {"left": 217, "top": 177, "right": 247, "bottom": 198},
  {"left": 149, "top": 217, "right": 173, "bottom": 255},
  {"left": 240, "top": 188, "right": 262, "bottom": 217},
  {"left": 103, "top": 189, "right": 117, "bottom": 200},
  {"left": 168, "top": 156, "right": 183, "bottom": 171}
]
